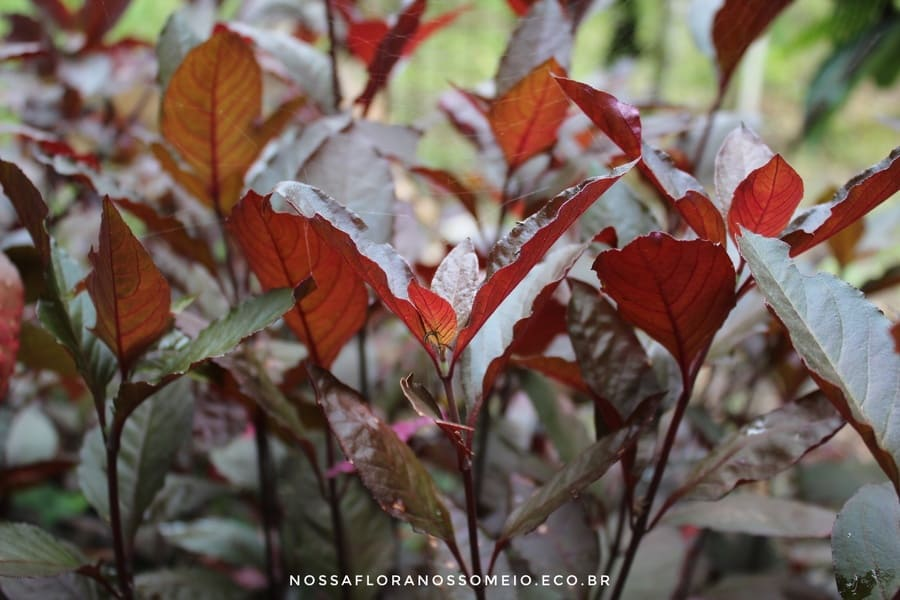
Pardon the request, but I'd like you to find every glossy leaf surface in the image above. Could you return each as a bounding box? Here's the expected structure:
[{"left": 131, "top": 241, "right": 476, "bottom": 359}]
[{"left": 556, "top": 77, "right": 642, "bottom": 159}]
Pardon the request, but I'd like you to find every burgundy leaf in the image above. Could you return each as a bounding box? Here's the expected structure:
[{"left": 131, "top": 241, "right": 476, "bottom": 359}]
[
  {"left": 639, "top": 143, "right": 726, "bottom": 244},
  {"left": 355, "top": 0, "right": 427, "bottom": 114},
  {"left": 455, "top": 163, "right": 635, "bottom": 360},
  {"left": 711, "top": 0, "right": 793, "bottom": 92},
  {"left": 555, "top": 77, "right": 641, "bottom": 160},
  {"left": 0, "top": 160, "right": 51, "bottom": 266},
  {"left": 592, "top": 233, "right": 736, "bottom": 375},
  {"left": 783, "top": 147, "right": 900, "bottom": 256}
]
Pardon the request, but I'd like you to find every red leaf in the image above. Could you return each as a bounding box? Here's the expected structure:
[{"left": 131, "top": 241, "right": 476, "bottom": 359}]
[
  {"left": 783, "top": 147, "right": 900, "bottom": 256},
  {"left": 0, "top": 252, "right": 24, "bottom": 400},
  {"left": 0, "top": 160, "right": 51, "bottom": 266},
  {"left": 506, "top": 0, "right": 537, "bottom": 16},
  {"left": 160, "top": 31, "right": 263, "bottom": 215},
  {"left": 409, "top": 166, "right": 479, "bottom": 219},
  {"left": 455, "top": 163, "right": 636, "bottom": 359},
  {"left": 79, "top": 0, "right": 131, "bottom": 47},
  {"left": 592, "top": 233, "right": 736, "bottom": 374},
  {"left": 711, "top": 0, "right": 793, "bottom": 92},
  {"left": 86, "top": 198, "right": 173, "bottom": 374},
  {"left": 114, "top": 198, "right": 218, "bottom": 276},
  {"left": 264, "top": 182, "right": 455, "bottom": 366},
  {"left": 228, "top": 191, "right": 367, "bottom": 367},
  {"left": 407, "top": 5, "right": 470, "bottom": 57},
  {"left": 727, "top": 154, "right": 803, "bottom": 240},
  {"left": 555, "top": 77, "right": 642, "bottom": 160},
  {"left": 639, "top": 144, "right": 726, "bottom": 245},
  {"left": 489, "top": 58, "right": 569, "bottom": 171},
  {"left": 355, "top": 0, "right": 427, "bottom": 114},
  {"left": 346, "top": 20, "right": 389, "bottom": 65}
]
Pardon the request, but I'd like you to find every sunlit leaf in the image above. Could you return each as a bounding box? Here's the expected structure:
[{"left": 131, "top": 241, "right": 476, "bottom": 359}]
[
  {"left": 489, "top": 58, "right": 569, "bottom": 170},
  {"left": 739, "top": 232, "right": 900, "bottom": 492},
  {"left": 727, "top": 154, "right": 804, "bottom": 239},
  {"left": 160, "top": 30, "right": 263, "bottom": 214},
  {"left": 229, "top": 191, "right": 367, "bottom": 367}
]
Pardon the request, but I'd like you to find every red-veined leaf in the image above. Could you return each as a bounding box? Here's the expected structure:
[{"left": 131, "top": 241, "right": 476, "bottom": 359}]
[
  {"left": 86, "top": 198, "right": 172, "bottom": 374},
  {"left": 488, "top": 58, "right": 569, "bottom": 171},
  {"left": 555, "top": 77, "right": 641, "bottom": 160},
  {"left": 228, "top": 191, "right": 367, "bottom": 367},
  {"left": 727, "top": 155, "right": 803, "bottom": 239},
  {"left": 265, "top": 182, "right": 454, "bottom": 366},
  {"left": 310, "top": 366, "right": 456, "bottom": 544},
  {"left": 355, "top": 0, "right": 427, "bottom": 114},
  {"left": 0, "top": 252, "right": 24, "bottom": 400},
  {"left": 114, "top": 198, "right": 217, "bottom": 276},
  {"left": 711, "top": 0, "right": 793, "bottom": 92},
  {"left": 639, "top": 143, "right": 726, "bottom": 244},
  {"left": 783, "top": 147, "right": 900, "bottom": 256},
  {"left": 0, "top": 160, "right": 51, "bottom": 266},
  {"left": 593, "top": 233, "right": 736, "bottom": 374},
  {"left": 496, "top": 0, "right": 572, "bottom": 97},
  {"left": 455, "top": 162, "right": 636, "bottom": 360},
  {"left": 160, "top": 31, "right": 263, "bottom": 215}
]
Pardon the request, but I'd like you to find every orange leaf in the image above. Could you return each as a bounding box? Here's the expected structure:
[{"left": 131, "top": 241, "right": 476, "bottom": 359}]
[
  {"left": 228, "top": 191, "right": 368, "bottom": 367},
  {"left": 160, "top": 31, "right": 263, "bottom": 215},
  {"left": 86, "top": 198, "right": 172, "bottom": 374},
  {"left": 488, "top": 58, "right": 569, "bottom": 170},
  {"left": 408, "top": 283, "right": 457, "bottom": 352},
  {"left": 727, "top": 154, "right": 803, "bottom": 240}
]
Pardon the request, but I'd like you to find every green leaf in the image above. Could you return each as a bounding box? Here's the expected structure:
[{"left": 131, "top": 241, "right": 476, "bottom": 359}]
[
  {"left": 135, "top": 568, "right": 249, "bottom": 600},
  {"left": 666, "top": 391, "right": 843, "bottom": 505},
  {"left": 832, "top": 483, "right": 900, "bottom": 600},
  {"left": 738, "top": 232, "right": 900, "bottom": 492},
  {"left": 521, "top": 371, "right": 590, "bottom": 463},
  {"left": 663, "top": 494, "right": 836, "bottom": 538},
  {"left": 0, "top": 572, "right": 101, "bottom": 599},
  {"left": 0, "top": 522, "right": 87, "bottom": 577},
  {"left": 37, "top": 243, "right": 116, "bottom": 402},
  {"left": 77, "top": 378, "right": 194, "bottom": 539},
  {"left": 155, "top": 287, "right": 295, "bottom": 379},
  {"left": 310, "top": 365, "right": 455, "bottom": 544},
  {"left": 158, "top": 518, "right": 264, "bottom": 568},
  {"left": 499, "top": 427, "right": 632, "bottom": 542}
]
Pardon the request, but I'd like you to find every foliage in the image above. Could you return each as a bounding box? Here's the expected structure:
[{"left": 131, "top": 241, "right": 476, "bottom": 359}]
[{"left": 0, "top": 1, "right": 897, "bottom": 599}]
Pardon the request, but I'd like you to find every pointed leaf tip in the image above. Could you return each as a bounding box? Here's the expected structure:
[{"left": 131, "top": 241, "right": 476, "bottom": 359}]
[
  {"left": 87, "top": 198, "right": 172, "bottom": 373},
  {"left": 593, "top": 233, "right": 736, "bottom": 374}
]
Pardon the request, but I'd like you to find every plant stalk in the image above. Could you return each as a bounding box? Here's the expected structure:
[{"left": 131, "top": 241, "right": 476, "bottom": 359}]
[
  {"left": 325, "top": 430, "right": 351, "bottom": 600},
  {"left": 254, "top": 411, "right": 281, "bottom": 598},
  {"left": 105, "top": 429, "right": 132, "bottom": 600},
  {"left": 608, "top": 364, "right": 697, "bottom": 600},
  {"left": 442, "top": 376, "right": 486, "bottom": 600},
  {"left": 323, "top": 0, "right": 343, "bottom": 111}
]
